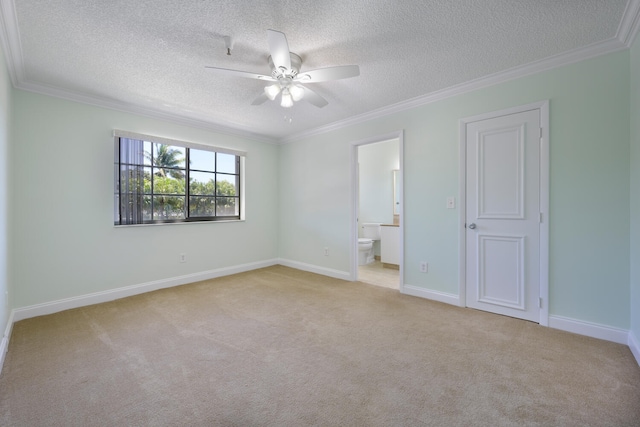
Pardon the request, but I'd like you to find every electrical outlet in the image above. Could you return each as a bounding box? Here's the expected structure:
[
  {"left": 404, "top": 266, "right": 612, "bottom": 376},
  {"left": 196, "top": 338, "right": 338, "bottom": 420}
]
[
  {"left": 180, "top": 253, "right": 186, "bottom": 263},
  {"left": 324, "top": 247, "right": 329, "bottom": 256},
  {"left": 420, "top": 262, "right": 428, "bottom": 273}
]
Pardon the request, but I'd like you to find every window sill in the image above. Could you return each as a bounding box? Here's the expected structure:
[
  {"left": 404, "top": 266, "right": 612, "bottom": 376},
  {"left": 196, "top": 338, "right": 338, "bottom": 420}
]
[{"left": 114, "top": 219, "right": 245, "bottom": 228}]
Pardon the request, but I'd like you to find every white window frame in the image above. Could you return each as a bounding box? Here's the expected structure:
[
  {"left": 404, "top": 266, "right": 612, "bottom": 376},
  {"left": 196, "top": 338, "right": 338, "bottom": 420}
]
[{"left": 113, "top": 130, "right": 246, "bottom": 226}]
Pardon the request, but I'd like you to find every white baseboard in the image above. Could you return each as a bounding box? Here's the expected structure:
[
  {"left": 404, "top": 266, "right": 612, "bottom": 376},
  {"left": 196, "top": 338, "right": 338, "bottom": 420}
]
[
  {"left": 276, "top": 258, "right": 352, "bottom": 281},
  {"left": 401, "top": 284, "right": 460, "bottom": 307},
  {"left": 628, "top": 331, "right": 640, "bottom": 367},
  {"left": 548, "top": 315, "right": 629, "bottom": 345},
  {"left": 0, "top": 309, "right": 14, "bottom": 374},
  {"left": 12, "top": 259, "right": 279, "bottom": 322},
  {"left": 3, "top": 262, "right": 639, "bottom": 376}
]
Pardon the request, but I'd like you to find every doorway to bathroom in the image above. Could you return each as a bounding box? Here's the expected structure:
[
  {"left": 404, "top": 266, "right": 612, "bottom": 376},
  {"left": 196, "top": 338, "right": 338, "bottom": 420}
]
[{"left": 351, "top": 131, "right": 404, "bottom": 290}]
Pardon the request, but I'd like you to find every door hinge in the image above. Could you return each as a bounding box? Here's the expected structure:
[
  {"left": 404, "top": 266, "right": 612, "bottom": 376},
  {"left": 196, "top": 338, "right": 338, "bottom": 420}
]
[
  {"left": 539, "top": 127, "right": 543, "bottom": 141},
  {"left": 538, "top": 297, "right": 543, "bottom": 309},
  {"left": 539, "top": 212, "right": 543, "bottom": 223}
]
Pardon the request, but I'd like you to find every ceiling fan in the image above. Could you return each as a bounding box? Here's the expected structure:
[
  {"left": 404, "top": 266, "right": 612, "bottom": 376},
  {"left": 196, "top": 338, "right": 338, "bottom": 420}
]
[{"left": 205, "top": 30, "right": 360, "bottom": 108}]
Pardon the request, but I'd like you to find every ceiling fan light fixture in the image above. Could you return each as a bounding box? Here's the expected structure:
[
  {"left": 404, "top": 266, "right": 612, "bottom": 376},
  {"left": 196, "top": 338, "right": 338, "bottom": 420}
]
[
  {"left": 264, "top": 83, "right": 281, "bottom": 100},
  {"left": 206, "top": 30, "right": 359, "bottom": 109},
  {"left": 280, "top": 89, "right": 293, "bottom": 108},
  {"left": 289, "top": 84, "right": 304, "bottom": 102}
]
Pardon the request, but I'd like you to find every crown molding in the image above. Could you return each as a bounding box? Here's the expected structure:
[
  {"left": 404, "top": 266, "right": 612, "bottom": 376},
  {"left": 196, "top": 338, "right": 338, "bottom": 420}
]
[
  {"left": 281, "top": 37, "right": 629, "bottom": 143},
  {"left": 2, "top": 0, "right": 639, "bottom": 145},
  {"left": 0, "top": 0, "right": 277, "bottom": 144},
  {"left": 0, "top": 0, "right": 23, "bottom": 86},
  {"left": 280, "top": 0, "right": 640, "bottom": 144},
  {"left": 16, "top": 79, "right": 278, "bottom": 144},
  {"left": 618, "top": 0, "right": 640, "bottom": 46}
]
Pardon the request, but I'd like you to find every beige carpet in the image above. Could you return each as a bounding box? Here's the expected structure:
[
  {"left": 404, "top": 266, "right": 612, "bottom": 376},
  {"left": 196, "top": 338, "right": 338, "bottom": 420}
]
[{"left": 0, "top": 265, "right": 639, "bottom": 426}]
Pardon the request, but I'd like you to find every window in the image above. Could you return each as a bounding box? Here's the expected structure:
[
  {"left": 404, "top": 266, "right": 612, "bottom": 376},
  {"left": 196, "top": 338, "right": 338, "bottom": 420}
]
[{"left": 114, "top": 131, "right": 244, "bottom": 225}]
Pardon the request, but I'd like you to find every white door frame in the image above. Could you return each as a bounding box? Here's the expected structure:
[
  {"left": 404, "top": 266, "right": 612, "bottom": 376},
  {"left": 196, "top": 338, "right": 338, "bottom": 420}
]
[
  {"left": 350, "top": 131, "right": 405, "bottom": 290},
  {"left": 458, "top": 101, "right": 549, "bottom": 326}
]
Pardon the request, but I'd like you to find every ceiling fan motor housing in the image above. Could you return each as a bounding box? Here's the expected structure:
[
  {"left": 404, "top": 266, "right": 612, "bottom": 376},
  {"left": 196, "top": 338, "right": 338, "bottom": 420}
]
[
  {"left": 206, "top": 30, "right": 357, "bottom": 108},
  {"left": 268, "top": 52, "right": 302, "bottom": 78}
]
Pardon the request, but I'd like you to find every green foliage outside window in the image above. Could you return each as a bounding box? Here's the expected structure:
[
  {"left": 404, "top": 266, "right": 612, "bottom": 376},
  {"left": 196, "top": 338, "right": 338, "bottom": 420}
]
[{"left": 116, "top": 138, "right": 241, "bottom": 225}]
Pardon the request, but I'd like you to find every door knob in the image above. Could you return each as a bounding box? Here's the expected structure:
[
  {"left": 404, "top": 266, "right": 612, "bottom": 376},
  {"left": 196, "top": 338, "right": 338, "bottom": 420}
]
[{"left": 468, "top": 223, "right": 477, "bottom": 229}]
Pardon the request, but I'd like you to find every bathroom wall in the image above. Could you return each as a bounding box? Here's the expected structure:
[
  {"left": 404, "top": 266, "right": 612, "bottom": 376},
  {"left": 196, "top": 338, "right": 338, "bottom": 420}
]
[
  {"left": 358, "top": 139, "right": 399, "bottom": 227},
  {"left": 358, "top": 139, "right": 399, "bottom": 256}
]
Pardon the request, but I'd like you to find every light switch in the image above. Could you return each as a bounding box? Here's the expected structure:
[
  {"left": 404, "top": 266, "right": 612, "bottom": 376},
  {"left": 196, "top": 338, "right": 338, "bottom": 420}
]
[{"left": 447, "top": 197, "right": 455, "bottom": 209}]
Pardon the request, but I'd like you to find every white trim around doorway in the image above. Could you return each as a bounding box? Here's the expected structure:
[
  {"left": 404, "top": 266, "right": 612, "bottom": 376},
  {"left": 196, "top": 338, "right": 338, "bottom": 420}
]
[
  {"left": 458, "top": 101, "right": 550, "bottom": 326},
  {"left": 350, "top": 131, "right": 405, "bottom": 291}
]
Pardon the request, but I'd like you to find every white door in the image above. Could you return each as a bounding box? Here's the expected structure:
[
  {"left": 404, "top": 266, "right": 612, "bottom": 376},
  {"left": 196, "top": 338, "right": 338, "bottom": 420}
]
[{"left": 465, "top": 109, "right": 540, "bottom": 322}]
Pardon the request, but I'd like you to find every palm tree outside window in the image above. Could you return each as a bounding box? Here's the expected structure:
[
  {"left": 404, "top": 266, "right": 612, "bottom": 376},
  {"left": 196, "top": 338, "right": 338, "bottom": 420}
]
[{"left": 115, "top": 136, "right": 241, "bottom": 225}]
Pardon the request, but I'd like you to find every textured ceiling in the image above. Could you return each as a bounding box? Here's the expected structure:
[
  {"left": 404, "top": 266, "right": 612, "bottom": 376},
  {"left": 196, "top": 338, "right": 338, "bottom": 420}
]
[{"left": 1, "top": 0, "right": 636, "bottom": 141}]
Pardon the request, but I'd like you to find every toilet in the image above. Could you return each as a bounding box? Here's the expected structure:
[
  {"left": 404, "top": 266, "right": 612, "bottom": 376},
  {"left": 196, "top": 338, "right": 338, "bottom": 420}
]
[
  {"left": 358, "top": 238, "right": 374, "bottom": 265},
  {"left": 358, "top": 223, "right": 381, "bottom": 265}
]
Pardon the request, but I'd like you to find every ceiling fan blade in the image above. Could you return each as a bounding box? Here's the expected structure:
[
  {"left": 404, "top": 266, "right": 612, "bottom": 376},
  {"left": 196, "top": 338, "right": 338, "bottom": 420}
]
[
  {"left": 205, "top": 66, "right": 275, "bottom": 81},
  {"left": 302, "top": 86, "right": 329, "bottom": 108},
  {"left": 295, "top": 65, "right": 360, "bottom": 83},
  {"left": 251, "top": 92, "right": 269, "bottom": 105},
  {"left": 267, "top": 29, "right": 291, "bottom": 71}
]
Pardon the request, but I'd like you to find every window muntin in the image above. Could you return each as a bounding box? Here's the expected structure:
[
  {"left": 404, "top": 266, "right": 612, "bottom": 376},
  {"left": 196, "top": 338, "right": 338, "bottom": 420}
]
[{"left": 115, "top": 137, "right": 241, "bottom": 225}]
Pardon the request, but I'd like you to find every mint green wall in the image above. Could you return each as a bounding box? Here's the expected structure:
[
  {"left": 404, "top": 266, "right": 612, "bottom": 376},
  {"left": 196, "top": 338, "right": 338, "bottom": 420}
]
[
  {"left": 630, "top": 35, "right": 640, "bottom": 344},
  {"left": 0, "top": 43, "right": 11, "bottom": 333},
  {"left": 11, "top": 91, "right": 279, "bottom": 307},
  {"left": 279, "top": 135, "right": 353, "bottom": 268},
  {"left": 280, "top": 50, "right": 631, "bottom": 329},
  {"left": 2, "top": 43, "right": 634, "bottom": 333}
]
